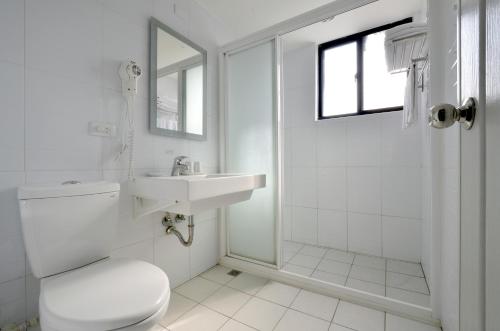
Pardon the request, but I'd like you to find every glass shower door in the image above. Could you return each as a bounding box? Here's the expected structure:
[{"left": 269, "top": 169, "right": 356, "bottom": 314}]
[{"left": 224, "top": 38, "right": 279, "bottom": 266}]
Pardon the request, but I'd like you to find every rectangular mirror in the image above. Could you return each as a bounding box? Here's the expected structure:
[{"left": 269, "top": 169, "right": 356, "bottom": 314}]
[{"left": 150, "top": 17, "right": 207, "bottom": 140}]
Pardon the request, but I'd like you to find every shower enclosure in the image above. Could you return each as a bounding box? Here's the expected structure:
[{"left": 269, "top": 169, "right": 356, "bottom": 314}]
[{"left": 219, "top": 0, "right": 461, "bottom": 325}]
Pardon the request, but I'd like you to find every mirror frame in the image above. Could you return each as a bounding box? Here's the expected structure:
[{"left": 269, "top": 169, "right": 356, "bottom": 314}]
[{"left": 149, "top": 17, "right": 208, "bottom": 140}]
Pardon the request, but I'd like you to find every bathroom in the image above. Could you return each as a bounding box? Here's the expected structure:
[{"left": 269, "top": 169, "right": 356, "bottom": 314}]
[{"left": 0, "top": 0, "right": 496, "bottom": 330}]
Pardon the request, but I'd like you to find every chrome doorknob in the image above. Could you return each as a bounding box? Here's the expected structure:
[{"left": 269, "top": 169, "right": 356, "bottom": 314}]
[{"left": 428, "top": 97, "right": 476, "bottom": 130}]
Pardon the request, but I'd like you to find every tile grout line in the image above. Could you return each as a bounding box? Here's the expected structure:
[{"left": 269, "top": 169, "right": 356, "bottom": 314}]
[
  {"left": 420, "top": 261, "right": 431, "bottom": 295},
  {"left": 176, "top": 273, "right": 347, "bottom": 329},
  {"left": 275, "top": 245, "right": 430, "bottom": 308},
  {"left": 344, "top": 255, "right": 355, "bottom": 286},
  {"left": 269, "top": 288, "right": 303, "bottom": 331},
  {"left": 171, "top": 270, "right": 428, "bottom": 330},
  {"left": 385, "top": 258, "right": 388, "bottom": 297}
]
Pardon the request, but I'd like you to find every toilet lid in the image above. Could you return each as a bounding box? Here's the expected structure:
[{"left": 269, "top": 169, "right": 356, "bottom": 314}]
[{"left": 40, "top": 258, "right": 170, "bottom": 331}]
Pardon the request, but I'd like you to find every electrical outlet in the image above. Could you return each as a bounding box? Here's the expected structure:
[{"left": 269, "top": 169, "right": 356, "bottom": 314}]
[{"left": 88, "top": 121, "right": 117, "bottom": 137}]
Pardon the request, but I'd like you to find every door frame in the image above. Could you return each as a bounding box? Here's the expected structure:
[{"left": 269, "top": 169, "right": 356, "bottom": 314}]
[
  {"left": 459, "top": 0, "right": 486, "bottom": 330},
  {"left": 485, "top": 0, "right": 500, "bottom": 329}
]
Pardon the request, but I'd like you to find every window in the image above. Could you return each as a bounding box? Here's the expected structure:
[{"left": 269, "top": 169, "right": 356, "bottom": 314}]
[{"left": 318, "top": 18, "right": 412, "bottom": 119}]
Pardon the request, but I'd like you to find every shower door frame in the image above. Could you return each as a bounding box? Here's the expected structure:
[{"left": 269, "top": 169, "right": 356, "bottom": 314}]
[
  {"left": 217, "top": 0, "right": 441, "bottom": 326},
  {"left": 219, "top": 36, "right": 283, "bottom": 269}
]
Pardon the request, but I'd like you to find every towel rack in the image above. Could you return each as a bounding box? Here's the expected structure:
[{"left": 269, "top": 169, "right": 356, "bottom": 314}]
[
  {"left": 415, "top": 56, "right": 429, "bottom": 92},
  {"left": 390, "top": 55, "right": 428, "bottom": 91}
]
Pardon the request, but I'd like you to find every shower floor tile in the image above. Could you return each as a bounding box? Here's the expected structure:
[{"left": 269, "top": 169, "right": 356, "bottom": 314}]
[
  {"left": 282, "top": 241, "right": 431, "bottom": 307},
  {"left": 155, "top": 269, "right": 439, "bottom": 331}
]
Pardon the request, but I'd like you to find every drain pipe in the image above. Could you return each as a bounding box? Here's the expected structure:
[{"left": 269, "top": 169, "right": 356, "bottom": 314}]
[{"left": 163, "top": 213, "right": 194, "bottom": 247}]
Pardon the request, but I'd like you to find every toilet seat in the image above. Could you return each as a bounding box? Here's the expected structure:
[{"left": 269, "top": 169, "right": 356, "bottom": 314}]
[{"left": 39, "top": 258, "right": 170, "bottom": 331}]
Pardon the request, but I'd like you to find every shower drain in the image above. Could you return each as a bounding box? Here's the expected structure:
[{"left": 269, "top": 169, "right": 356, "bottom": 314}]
[{"left": 227, "top": 269, "right": 241, "bottom": 276}]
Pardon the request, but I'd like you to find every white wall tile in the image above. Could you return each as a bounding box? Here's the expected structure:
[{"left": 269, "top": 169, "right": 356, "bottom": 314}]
[
  {"left": 190, "top": 217, "right": 218, "bottom": 276},
  {"left": 25, "top": 69, "right": 102, "bottom": 170},
  {"left": 0, "top": 63, "right": 24, "bottom": 171},
  {"left": 283, "top": 205, "right": 292, "bottom": 241},
  {"left": 0, "top": 0, "right": 224, "bottom": 326},
  {"left": 111, "top": 239, "right": 155, "bottom": 264},
  {"left": 286, "top": 85, "right": 316, "bottom": 128},
  {"left": 382, "top": 167, "right": 421, "bottom": 219},
  {"left": 381, "top": 112, "right": 421, "bottom": 167},
  {"left": 0, "top": 276, "right": 25, "bottom": 307},
  {"left": 317, "top": 167, "right": 346, "bottom": 211},
  {"left": 26, "top": 273, "right": 40, "bottom": 319},
  {"left": 100, "top": 9, "right": 149, "bottom": 98},
  {"left": 292, "top": 167, "right": 317, "bottom": 208},
  {"left": 0, "top": 0, "right": 24, "bottom": 65},
  {"left": 0, "top": 298, "right": 25, "bottom": 326},
  {"left": 317, "top": 209, "right": 347, "bottom": 250},
  {"left": 347, "top": 167, "right": 381, "bottom": 214},
  {"left": 291, "top": 127, "right": 316, "bottom": 167},
  {"left": 283, "top": 168, "right": 292, "bottom": 205},
  {"left": 26, "top": 0, "right": 102, "bottom": 84},
  {"left": 283, "top": 38, "right": 423, "bottom": 263},
  {"left": 283, "top": 45, "right": 316, "bottom": 90},
  {"left": 0, "top": 173, "right": 25, "bottom": 238},
  {"left": 284, "top": 129, "right": 293, "bottom": 166},
  {"left": 0, "top": 173, "right": 26, "bottom": 285},
  {"left": 347, "top": 116, "right": 381, "bottom": 166},
  {"left": 99, "top": 0, "right": 153, "bottom": 27},
  {"left": 155, "top": 226, "right": 191, "bottom": 288},
  {"left": 348, "top": 212, "right": 382, "bottom": 256},
  {"left": 153, "top": 0, "right": 189, "bottom": 36},
  {"left": 317, "top": 119, "right": 346, "bottom": 167},
  {"left": 291, "top": 206, "right": 317, "bottom": 245},
  {"left": 0, "top": 234, "right": 26, "bottom": 284},
  {"left": 382, "top": 216, "right": 421, "bottom": 262}
]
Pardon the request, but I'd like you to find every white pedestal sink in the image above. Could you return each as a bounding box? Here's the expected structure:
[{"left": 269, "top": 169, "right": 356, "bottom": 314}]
[{"left": 129, "top": 173, "right": 266, "bottom": 218}]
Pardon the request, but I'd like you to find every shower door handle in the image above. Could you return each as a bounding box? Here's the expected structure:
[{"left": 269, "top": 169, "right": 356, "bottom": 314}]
[{"left": 428, "top": 97, "right": 476, "bottom": 130}]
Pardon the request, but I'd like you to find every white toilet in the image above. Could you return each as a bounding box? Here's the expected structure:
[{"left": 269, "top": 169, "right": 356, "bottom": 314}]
[{"left": 17, "top": 181, "right": 170, "bottom": 331}]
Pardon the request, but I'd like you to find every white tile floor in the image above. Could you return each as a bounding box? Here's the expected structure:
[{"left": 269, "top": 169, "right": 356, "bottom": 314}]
[
  {"left": 282, "top": 241, "right": 431, "bottom": 307},
  {"left": 154, "top": 265, "right": 440, "bottom": 331}
]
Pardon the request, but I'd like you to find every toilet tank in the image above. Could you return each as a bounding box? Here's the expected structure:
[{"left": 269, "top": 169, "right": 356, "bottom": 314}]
[{"left": 18, "top": 182, "right": 120, "bottom": 278}]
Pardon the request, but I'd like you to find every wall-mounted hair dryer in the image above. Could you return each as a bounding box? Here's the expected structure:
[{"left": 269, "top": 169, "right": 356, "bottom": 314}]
[
  {"left": 118, "top": 60, "right": 142, "bottom": 180},
  {"left": 119, "top": 60, "right": 142, "bottom": 97}
]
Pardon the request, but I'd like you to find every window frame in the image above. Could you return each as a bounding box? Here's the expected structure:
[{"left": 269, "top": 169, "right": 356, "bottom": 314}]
[{"left": 318, "top": 17, "right": 413, "bottom": 120}]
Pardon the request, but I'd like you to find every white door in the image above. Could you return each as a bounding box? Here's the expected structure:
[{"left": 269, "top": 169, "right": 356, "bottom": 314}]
[{"left": 429, "top": 0, "right": 486, "bottom": 329}]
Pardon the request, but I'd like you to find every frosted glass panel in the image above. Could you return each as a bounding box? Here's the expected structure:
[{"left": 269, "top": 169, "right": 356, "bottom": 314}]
[{"left": 226, "top": 40, "right": 276, "bottom": 265}]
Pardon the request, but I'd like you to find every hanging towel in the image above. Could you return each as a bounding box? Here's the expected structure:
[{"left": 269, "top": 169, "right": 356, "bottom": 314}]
[{"left": 402, "top": 64, "right": 417, "bottom": 129}]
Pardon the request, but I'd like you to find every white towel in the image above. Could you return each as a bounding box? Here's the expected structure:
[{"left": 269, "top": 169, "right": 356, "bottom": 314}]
[{"left": 402, "top": 64, "right": 417, "bottom": 129}]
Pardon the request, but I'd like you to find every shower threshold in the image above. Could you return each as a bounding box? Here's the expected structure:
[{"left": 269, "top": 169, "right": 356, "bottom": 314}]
[{"left": 282, "top": 241, "right": 430, "bottom": 308}]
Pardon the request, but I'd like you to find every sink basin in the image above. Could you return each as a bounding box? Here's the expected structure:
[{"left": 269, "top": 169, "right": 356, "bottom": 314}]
[{"left": 129, "top": 173, "right": 266, "bottom": 217}]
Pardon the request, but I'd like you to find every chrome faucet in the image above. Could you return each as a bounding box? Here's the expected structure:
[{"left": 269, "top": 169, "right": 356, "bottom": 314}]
[{"left": 171, "top": 156, "right": 190, "bottom": 176}]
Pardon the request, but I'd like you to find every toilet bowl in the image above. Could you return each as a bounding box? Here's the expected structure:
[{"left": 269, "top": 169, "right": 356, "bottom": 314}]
[
  {"left": 39, "top": 258, "right": 170, "bottom": 331},
  {"left": 17, "top": 182, "right": 170, "bottom": 331}
]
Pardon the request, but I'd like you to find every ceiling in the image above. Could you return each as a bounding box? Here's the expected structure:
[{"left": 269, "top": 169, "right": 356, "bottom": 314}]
[
  {"left": 192, "top": 0, "right": 339, "bottom": 41},
  {"left": 282, "top": 0, "right": 426, "bottom": 51}
]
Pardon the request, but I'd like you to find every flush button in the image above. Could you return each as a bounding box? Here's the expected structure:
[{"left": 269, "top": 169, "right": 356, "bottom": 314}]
[{"left": 62, "top": 180, "right": 81, "bottom": 185}]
